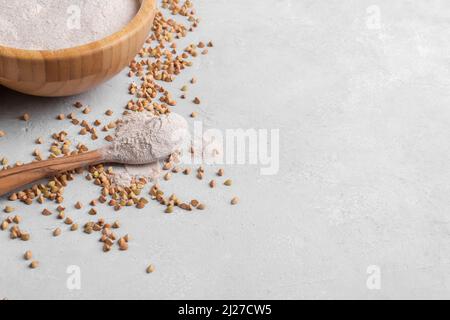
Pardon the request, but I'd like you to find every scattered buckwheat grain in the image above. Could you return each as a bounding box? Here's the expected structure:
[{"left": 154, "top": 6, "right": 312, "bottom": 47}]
[
  {"left": 21, "top": 233, "right": 30, "bottom": 241},
  {"left": 42, "top": 209, "right": 52, "bottom": 216},
  {"left": 24, "top": 251, "right": 32, "bottom": 261},
  {"left": 53, "top": 228, "right": 61, "bottom": 237},
  {"left": 4, "top": 206, "right": 14, "bottom": 213},
  {"left": 1, "top": 221, "right": 8, "bottom": 231},
  {"left": 146, "top": 264, "right": 155, "bottom": 274}
]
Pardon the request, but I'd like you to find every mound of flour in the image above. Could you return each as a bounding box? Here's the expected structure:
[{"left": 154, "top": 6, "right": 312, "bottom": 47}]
[
  {"left": 103, "top": 112, "right": 188, "bottom": 187},
  {"left": 104, "top": 112, "right": 189, "bottom": 165},
  {"left": 102, "top": 112, "right": 189, "bottom": 187},
  {"left": 0, "top": 0, "right": 140, "bottom": 50}
]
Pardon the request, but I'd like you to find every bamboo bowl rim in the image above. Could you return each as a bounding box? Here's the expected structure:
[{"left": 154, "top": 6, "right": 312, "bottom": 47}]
[{"left": 0, "top": 0, "right": 155, "bottom": 62}]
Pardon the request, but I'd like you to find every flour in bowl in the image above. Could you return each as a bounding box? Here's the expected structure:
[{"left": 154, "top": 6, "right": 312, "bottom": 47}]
[{"left": 0, "top": 0, "right": 140, "bottom": 50}]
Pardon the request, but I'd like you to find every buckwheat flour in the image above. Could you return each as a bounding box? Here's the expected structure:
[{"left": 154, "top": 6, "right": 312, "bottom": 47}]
[
  {"left": 103, "top": 112, "right": 189, "bottom": 165},
  {"left": 0, "top": 0, "right": 140, "bottom": 50}
]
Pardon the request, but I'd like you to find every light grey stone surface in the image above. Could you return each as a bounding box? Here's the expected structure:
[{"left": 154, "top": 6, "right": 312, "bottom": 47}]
[{"left": 1, "top": 0, "right": 450, "bottom": 299}]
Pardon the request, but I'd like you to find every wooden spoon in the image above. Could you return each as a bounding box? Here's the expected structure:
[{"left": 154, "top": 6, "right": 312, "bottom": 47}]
[
  {"left": 0, "top": 112, "right": 188, "bottom": 196},
  {"left": 0, "top": 150, "right": 104, "bottom": 196}
]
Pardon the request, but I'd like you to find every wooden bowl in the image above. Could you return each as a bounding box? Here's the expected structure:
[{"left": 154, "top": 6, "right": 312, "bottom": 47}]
[{"left": 0, "top": 0, "right": 156, "bottom": 97}]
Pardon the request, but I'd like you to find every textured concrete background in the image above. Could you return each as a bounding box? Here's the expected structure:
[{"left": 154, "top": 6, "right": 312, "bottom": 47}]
[{"left": 2, "top": 0, "right": 450, "bottom": 299}]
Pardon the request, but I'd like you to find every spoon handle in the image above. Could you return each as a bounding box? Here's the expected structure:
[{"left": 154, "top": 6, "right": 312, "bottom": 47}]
[{"left": 0, "top": 150, "right": 104, "bottom": 196}]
